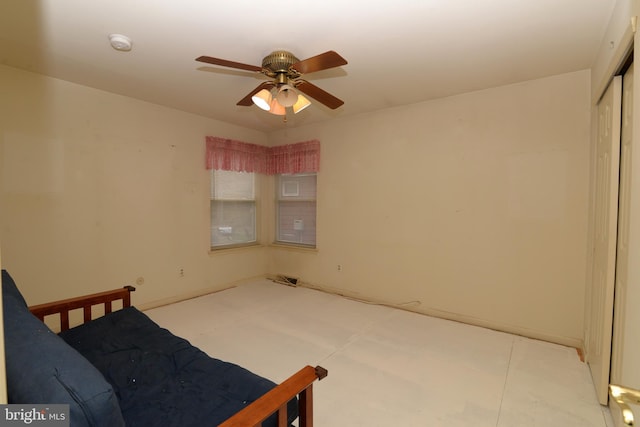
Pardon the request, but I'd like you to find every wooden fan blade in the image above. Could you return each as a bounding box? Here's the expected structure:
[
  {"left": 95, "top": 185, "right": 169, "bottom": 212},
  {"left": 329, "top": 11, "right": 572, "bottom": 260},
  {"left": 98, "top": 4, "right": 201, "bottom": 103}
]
[
  {"left": 295, "top": 80, "right": 344, "bottom": 109},
  {"left": 236, "top": 82, "right": 275, "bottom": 106},
  {"left": 196, "top": 56, "right": 262, "bottom": 72},
  {"left": 291, "top": 51, "right": 347, "bottom": 74}
]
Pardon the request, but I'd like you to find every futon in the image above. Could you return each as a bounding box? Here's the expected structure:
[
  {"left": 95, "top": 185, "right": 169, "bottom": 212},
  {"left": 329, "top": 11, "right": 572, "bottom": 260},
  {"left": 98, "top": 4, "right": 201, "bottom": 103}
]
[{"left": 2, "top": 270, "right": 326, "bottom": 427}]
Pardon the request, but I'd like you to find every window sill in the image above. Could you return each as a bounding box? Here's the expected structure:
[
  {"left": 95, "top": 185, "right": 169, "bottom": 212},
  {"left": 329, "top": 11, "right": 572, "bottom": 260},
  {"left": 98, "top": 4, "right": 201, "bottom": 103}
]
[
  {"left": 208, "top": 242, "right": 264, "bottom": 254},
  {"left": 268, "top": 243, "right": 318, "bottom": 253}
]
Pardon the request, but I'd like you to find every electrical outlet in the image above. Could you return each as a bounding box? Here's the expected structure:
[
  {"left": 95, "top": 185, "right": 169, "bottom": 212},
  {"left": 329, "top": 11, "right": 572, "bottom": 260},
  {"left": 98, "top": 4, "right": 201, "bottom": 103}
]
[
  {"left": 337, "top": 264, "right": 342, "bottom": 271},
  {"left": 179, "top": 268, "right": 184, "bottom": 277}
]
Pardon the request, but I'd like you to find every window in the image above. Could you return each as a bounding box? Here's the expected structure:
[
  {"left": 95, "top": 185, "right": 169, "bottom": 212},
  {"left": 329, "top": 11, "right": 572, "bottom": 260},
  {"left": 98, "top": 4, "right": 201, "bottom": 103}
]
[
  {"left": 276, "top": 173, "right": 316, "bottom": 247},
  {"left": 210, "top": 170, "right": 256, "bottom": 248}
]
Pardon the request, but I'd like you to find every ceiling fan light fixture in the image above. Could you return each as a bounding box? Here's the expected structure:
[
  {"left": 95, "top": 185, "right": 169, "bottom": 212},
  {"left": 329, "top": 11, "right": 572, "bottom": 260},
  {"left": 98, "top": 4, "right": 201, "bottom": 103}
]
[
  {"left": 196, "top": 50, "right": 347, "bottom": 114},
  {"left": 252, "top": 89, "right": 273, "bottom": 111},
  {"left": 292, "top": 94, "right": 311, "bottom": 114},
  {"left": 268, "top": 99, "right": 286, "bottom": 116},
  {"left": 276, "top": 85, "right": 299, "bottom": 107}
]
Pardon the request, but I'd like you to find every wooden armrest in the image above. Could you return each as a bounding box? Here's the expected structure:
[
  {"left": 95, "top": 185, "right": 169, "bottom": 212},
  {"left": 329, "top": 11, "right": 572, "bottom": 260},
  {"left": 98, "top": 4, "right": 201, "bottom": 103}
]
[
  {"left": 220, "top": 365, "right": 327, "bottom": 427},
  {"left": 29, "top": 286, "right": 136, "bottom": 331}
]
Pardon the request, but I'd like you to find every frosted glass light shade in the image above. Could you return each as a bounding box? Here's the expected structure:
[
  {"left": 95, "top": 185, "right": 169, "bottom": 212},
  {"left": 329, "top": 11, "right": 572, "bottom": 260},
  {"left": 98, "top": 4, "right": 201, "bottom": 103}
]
[
  {"left": 252, "top": 89, "right": 272, "bottom": 111},
  {"left": 292, "top": 94, "right": 311, "bottom": 114},
  {"left": 276, "top": 85, "right": 299, "bottom": 107},
  {"left": 269, "top": 99, "right": 286, "bottom": 115}
]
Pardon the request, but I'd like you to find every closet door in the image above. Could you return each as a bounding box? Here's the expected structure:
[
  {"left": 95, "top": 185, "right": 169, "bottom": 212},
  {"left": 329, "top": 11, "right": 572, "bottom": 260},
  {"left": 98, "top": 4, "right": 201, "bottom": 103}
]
[
  {"left": 586, "top": 75, "right": 622, "bottom": 405},
  {"left": 611, "top": 63, "right": 634, "bottom": 389},
  {"left": 608, "top": 62, "right": 640, "bottom": 427}
]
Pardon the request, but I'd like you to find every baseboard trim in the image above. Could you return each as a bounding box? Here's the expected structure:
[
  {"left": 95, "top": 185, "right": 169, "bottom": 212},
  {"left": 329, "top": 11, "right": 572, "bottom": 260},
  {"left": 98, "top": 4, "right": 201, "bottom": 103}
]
[
  {"left": 139, "top": 275, "right": 584, "bottom": 351},
  {"left": 298, "top": 281, "right": 584, "bottom": 350},
  {"left": 137, "top": 275, "right": 265, "bottom": 312}
]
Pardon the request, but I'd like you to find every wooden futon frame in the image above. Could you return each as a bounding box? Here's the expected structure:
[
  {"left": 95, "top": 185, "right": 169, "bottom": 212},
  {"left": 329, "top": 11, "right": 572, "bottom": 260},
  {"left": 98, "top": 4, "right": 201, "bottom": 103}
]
[{"left": 29, "top": 286, "right": 328, "bottom": 427}]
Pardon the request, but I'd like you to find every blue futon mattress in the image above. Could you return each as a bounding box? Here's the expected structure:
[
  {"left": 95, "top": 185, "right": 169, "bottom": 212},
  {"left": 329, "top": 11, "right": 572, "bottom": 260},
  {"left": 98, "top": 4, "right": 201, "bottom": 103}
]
[{"left": 59, "top": 307, "right": 297, "bottom": 427}]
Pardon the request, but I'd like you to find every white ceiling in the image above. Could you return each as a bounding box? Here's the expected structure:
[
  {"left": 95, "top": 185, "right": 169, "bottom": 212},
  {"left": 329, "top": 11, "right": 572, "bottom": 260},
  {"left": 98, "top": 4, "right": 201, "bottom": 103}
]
[{"left": 0, "top": 0, "right": 615, "bottom": 132}]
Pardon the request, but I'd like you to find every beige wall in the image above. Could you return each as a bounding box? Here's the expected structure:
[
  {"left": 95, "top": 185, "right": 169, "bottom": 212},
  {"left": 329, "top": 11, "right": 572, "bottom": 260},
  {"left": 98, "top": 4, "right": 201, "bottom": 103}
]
[
  {"left": 268, "top": 70, "right": 591, "bottom": 347},
  {"left": 0, "top": 64, "right": 269, "bottom": 307},
  {"left": 0, "top": 63, "right": 592, "bottom": 347}
]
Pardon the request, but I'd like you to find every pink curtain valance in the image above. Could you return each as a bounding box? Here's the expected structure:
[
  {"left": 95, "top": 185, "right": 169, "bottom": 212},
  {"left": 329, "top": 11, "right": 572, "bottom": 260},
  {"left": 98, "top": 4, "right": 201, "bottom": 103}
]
[
  {"left": 206, "top": 136, "right": 320, "bottom": 175},
  {"left": 267, "top": 140, "right": 320, "bottom": 174},
  {"left": 205, "top": 137, "right": 269, "bottom": 173}
]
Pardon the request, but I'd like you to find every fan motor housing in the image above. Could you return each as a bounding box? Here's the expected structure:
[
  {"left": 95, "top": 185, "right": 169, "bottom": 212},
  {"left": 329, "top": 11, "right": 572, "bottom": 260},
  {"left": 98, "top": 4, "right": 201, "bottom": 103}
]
[{"left": 262, "top": 50, "right": 299, "bottom": 74}]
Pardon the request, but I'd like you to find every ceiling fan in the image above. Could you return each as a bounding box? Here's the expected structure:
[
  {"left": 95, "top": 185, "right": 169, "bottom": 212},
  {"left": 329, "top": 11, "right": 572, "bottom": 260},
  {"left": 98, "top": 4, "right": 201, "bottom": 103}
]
[{"left": 195, "top": 50, "right": 347, "bottom": 115}]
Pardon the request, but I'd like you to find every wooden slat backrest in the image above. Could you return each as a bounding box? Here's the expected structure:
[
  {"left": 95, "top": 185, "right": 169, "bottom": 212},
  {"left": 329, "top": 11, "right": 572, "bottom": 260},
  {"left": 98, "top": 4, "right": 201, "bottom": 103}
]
[{"left": 29, "top": 286, "right": 135, "bottom": 332}]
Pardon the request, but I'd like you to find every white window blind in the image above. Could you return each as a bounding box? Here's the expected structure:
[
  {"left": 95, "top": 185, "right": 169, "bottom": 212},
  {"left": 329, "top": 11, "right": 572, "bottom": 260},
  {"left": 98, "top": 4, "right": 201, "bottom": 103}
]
[
  {"left": 276, "top": 173, "right": 316, "bottom": 247},
  {"left": 210, "top": 170, "right": 256, "bottom": 248}
]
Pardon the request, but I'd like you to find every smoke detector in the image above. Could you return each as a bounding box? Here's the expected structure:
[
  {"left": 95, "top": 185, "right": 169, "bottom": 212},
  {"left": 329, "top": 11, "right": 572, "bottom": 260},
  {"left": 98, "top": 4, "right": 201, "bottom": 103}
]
[{"left": 109, "top": 34, "right": 132, "bottom": 52}]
